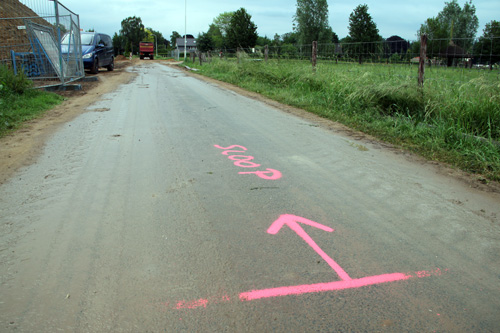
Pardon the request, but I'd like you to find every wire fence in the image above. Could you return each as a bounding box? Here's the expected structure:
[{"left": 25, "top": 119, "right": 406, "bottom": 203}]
[
  {"left": 221, "top": 37, "right": 498, "bottom": 67},
  {"left": 186, "top": 36, "right": 497, "bottom": 86},
  {"left": 0, "top": 0, "right": 84, "bottom": 87}
]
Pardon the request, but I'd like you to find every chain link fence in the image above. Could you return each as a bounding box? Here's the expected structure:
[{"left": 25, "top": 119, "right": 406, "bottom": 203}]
[{"left": 0, "top": 0, "right": 84, "bottom": 87}]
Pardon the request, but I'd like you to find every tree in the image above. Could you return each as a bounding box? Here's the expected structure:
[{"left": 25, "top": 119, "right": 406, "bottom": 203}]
[
  {"left": 170, "top": 31, "right": 181, "bottom": 50},
  {"left": 347, "top": 4, "right": 381, "bottom": 43},
  {"left": 385, "top": 35, "right": 410, "bottom": 56},
  {"left": 282, "top": 32, "right": 298, "bottom": 45},
  {"left": 120, "top": 16, "right": 146, "bottom": 54},
  {"left": 112, "top": 32, "right": 126, "bottom": 55},
  {"left": 226, "top": 8, "right": 258, "bottom": 50},
  {"left": 143, "top": 29, "right": 155, "bottom": 43},
  {"left": 474, "top": 20, "right": 500, "bottom": 66},
  {"left": 345, "top": 4, "right": 382, "bottom": 63},
  {"left": 418, "top": 0, "right": 478, "bottom": 52},
  {"left": 207, "top": 24, "right": 225, "bottom": 49},
  {"left": 212, "top": 12, "right": 234, "bottom": 37},
  {"left": 147, "top": 27, "right": 166, "bottom": 50},
  {"left": 256, "top": 35, "right": 272, "bottom": 47},
  {"left": 197, "top": 32, "right": 215, "bottom": 53},
  {"left": 293, "top": 0, "right": 333, "bottom": 45},
  {"left": 331, "top": 31, "right": 339, "bottom": 44}
]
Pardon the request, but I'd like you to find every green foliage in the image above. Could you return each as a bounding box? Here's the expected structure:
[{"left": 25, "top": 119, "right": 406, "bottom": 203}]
[
  {"left": 257, "top": 36, "right": 272, "bottom": 47},
  {"left": 112, "top": 32, "right": 126, "bottom": 55},
  {"left": 294, "top": 0, "right": 333, "bottom": 45},
  {"left": 170, "top": 31, "right": 181, "bottom": 50},
  {"left": 348, "top": 4, "right": 382, "bottom": 43},
  {"left": 226, "top": 8, "right": 258, "bottom": 50},
  {"left": 418, "top": 0, "right": 478, "bottom": 51},
  {"left": 212, "top": 12, "right": 234, "bottom": 37},
  {"left": 143, "top": 29, "right": 155, "bottom": 43},
  {"left": 0, "top": 64, "right": 32, "bottom": 95},
  {"left": 474, "top": 20, "right": 500, "bottom": 65},
  {"left": 146, "top": 27, "right": 166, "bottom": 47},
  {"left": 186, "top": 59, "right": 500, "bottom": 181},
  {"left": 197, "top": 32, "right": 215, "bottom": 52},
  {"left": 0, "top": 65, "right": 62, "bottom": 136},
  {"left": 120, "top": 16, "right": 147, "bottom": 53},
  {"left": 282, "top": 32, "right": 299, "bottom": 45},
  {"left": 207, "top": 24, "right": 225, "bottom": 49}
]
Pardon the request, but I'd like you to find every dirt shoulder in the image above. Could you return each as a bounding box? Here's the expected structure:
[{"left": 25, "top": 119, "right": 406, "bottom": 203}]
[{"left": 1, "top": 59, "right": 499, "bottom": 195}]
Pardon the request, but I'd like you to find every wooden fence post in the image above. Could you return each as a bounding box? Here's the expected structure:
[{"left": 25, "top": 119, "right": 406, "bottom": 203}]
[
  {"left": 265, "top": 45, "right": 268, "bottom": 62},
  {"left": 418, "top": 34, "right": 427, "bottom": 87},
  {"left": 312, "top": 41, "right": 317, "bottom": 72}
]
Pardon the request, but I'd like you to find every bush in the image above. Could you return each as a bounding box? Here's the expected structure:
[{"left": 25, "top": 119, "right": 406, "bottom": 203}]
[
  {"left": 0, "top": 64, "right": 32, "bottom": 95},
  {"left": 0, "top": 65, "right": 62, "bottom": 137}
]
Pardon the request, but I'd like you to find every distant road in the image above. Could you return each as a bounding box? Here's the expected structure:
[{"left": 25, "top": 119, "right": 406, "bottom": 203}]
[{"left": 1, "top": 62, "right": 499, "bottom": 331}]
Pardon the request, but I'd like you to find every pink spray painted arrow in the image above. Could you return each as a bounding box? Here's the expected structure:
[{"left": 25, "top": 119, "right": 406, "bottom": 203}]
[
  {"left": 267, "top": 214, "right": 352, "bottom": 281},
  {"left": 168, "top": 214, "right": 447, "bottom": 308},
  {"left": 239, "top": 214, "right": 413, "bottom": 301}
]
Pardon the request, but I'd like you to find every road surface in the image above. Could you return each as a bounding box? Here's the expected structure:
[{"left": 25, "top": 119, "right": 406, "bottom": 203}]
[{"left": 1, "top": 62, "right": 500, "bottom": 331}]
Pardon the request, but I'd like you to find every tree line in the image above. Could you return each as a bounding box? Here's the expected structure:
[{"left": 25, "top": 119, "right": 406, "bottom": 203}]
[{"left": 110, "top": 0, "right": 499, "bottom": 65}]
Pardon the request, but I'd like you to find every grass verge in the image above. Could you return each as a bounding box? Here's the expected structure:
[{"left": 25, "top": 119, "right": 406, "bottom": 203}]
[
  {"left": 0, "top": 65, "right": 63, "bottom": 137},
  {"left": 183, "top": 57, "right": 500, "bottom": 182}
]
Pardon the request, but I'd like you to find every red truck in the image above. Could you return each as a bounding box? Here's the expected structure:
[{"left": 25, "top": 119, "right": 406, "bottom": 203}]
[{"left": 139, "top": 42, "right": 154, "bottom": 60}]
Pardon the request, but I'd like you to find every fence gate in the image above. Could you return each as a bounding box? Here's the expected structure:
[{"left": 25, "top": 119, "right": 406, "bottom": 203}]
[{"left": 0, "top": 0, "right": 84, "bottom": 87}]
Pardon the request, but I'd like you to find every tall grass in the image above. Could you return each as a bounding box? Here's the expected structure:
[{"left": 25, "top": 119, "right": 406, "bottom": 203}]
[
  {"left": 0, "top": 65, "right": 62, "bottom": 136},
  {"left": 186, "top": 58, "right": 500, "bottom": 181}
]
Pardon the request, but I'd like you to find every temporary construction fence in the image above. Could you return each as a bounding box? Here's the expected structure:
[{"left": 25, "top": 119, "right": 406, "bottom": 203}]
[{"left": 0, "top": 0, "right": 84, "bottom": 87}]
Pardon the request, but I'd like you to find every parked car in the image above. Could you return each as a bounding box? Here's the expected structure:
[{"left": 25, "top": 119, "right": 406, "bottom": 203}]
[{"left": 62, "top": 32, "right": 114, "bottom": 74}]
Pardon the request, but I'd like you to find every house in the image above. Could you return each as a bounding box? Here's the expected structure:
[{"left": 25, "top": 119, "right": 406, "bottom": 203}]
[{"left": 176, "top": 35, "right": 197, "bottom": 55}]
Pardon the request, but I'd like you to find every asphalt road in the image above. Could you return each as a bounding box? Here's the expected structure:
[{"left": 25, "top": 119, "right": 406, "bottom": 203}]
[{"left": 1, "top": 62, "right": 500, "bottom": 332}]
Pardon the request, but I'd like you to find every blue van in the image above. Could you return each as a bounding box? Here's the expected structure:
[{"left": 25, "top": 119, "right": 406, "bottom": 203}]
[{"left": 62, "top": 32, "right": 114, "bottom": 74}]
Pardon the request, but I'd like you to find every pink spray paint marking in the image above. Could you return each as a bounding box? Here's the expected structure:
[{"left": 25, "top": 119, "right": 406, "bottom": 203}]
[
  {"left": 238, "top": 214, "right": 432, "bottom": 301},
  {"left": 214, "top": 144, "right": 282, "bottom": 180},
  {"left": 175, "top": 295, "right": 231, "bottom": 310},
  {"left": 238, "top": 169, "right": 282, "bottom": 180},
  {"left": 167, "top": 214, "right": 448, "bottom": 310},
  {"left": 167, "top": 268, "right": 445, "bottom": 310},
  {"left": 267, "top": 214, "right": 351, "bottom": 281}
]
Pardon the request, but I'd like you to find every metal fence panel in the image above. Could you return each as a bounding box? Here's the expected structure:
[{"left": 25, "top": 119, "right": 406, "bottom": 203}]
[{"left": 0, "top": 0, "right": 83, "bottom": 87}]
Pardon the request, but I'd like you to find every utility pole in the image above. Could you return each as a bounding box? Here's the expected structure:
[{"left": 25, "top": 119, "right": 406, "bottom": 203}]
[{"left": 184, "top": 0, "right": 187, "bottom": 61}]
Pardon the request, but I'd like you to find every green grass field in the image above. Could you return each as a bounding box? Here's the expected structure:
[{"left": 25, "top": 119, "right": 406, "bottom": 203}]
[{"left": 185, "top": 57, "right": 500, "bottom": 182}]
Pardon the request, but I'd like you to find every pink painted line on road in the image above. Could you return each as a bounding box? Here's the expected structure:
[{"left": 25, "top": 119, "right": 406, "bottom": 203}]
[
  {"left": 176, "top": 298, "right": 209, "bottom": 309},
  {"left": 168, "top": 268, "right": 446, "bottom": 310},
  {"left": 239, "top": 272, "right": 411, "bottom": 301},
  {"left": 175, "top": 295, "right": 232, "bottom": 309}
]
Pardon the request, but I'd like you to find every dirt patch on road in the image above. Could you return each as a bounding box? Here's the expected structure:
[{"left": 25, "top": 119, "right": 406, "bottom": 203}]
[{"left": 0, "top": 58, "right": 138, "bottom": 185}]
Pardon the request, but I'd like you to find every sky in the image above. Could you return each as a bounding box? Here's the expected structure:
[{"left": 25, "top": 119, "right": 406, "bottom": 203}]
[{"left": 59, "top": 0, "right": 499, "bottom": 41}]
